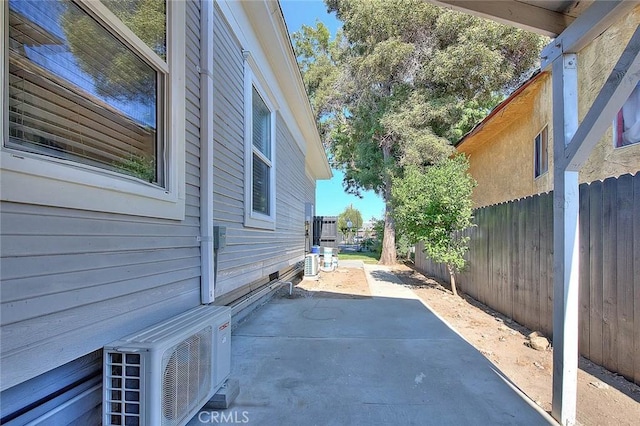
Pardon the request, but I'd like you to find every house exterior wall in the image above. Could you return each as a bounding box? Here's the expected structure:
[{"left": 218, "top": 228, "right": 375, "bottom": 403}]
[
  {"left": 1, "top": 1, "right": 325, "bottom": 423},
  {"left": 304, "top": 172, "right": 317, "bottom": 251},
  {"left": 0, "top": 0, "right": 203, "bottom": 421},
  {"left": 458, "top": 6, "right": 640, "bottom": 208},
  {"left": 211, "top": 4, "right": 309, "bottom": 299}
]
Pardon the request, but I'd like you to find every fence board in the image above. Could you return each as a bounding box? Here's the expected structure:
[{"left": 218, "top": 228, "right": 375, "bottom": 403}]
[
  {"left": 522, "top": 197, "right": 534, "bottom": 329},
  {"left": 539, "top": 192, "right": 553, "bottom": 336},
  {"left": 483, "top": 207, "right": 490, "bottom": 303},
  {"left": 514, "top": 198, "right": 527, "bottom": 326},
  {"left": 634, "top": 174, "right": 640, "bottom": 386},
  {"left": 489, "top": 207, "right": 496, "bottom": 307},
  {"left": 531, "top": 196, "right": 542, "bottom": 332},
  {"left": 503, "top": 202, "right": 513, "bottom": 319},
  {"left": 616, "top": 174, "right": 635, "bottom": 379},
  {"left": 484, "top": 208, "right": 492, "bottom": 306},
  {"left": 460, "top": 226, "right": 474, "bottom": 290},
  {"left": 579, "top": 183, "right": 591, "bottom": 358},
  {"left": 313, "top": 216, "right": 338, "bottom": 248},
  {"left": 509, "top": 199, "right": 521, "bottom": 323},
  {"left": 413, "top": 172, "right": 640, "bottom": 383},
  {"left": 498, "top": 203, "right": 507, "bottom": 313},
  {"left": 588, "top": 180, "right": 604, "bottom": 366},
  {"left": 602, "top": 177, "right": 619, "bottom": 373},
  {"left": 475, "top": 209, "right": 484, "bottom": 298},
  {"left": 498, "top": 203, "right": 509, "bottom": 317},
  {"left": 468, "top": 209, "right": 483, "bottom": 300}
]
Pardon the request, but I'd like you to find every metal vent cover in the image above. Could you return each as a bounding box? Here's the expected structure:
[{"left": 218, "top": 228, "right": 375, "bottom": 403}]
[
  {"left": 161, "top": 327, "right": 212, "bottom": 426},
  {"left": 104, "top": 352, "right": 142, "bottom": 425}
]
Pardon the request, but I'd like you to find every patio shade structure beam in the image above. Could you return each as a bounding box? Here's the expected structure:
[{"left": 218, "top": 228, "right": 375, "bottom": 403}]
[
  {"left": 562, "top": 26, "right": 640, "bottom": 172},
  {"left": 551, "top": 52, "right": 580, "bottom": 426},
  {"left": 428, "top": 0, "right": 573, "bottom": 37},
  {"left": 551, "top": 18, "right": 640, "bottom": 426},
  {"left": 541, "top": 0, "right": 638, "bottom": 69}
]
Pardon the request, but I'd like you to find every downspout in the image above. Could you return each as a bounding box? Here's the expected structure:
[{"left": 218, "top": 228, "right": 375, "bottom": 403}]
[{"left": 200, "top": 0, "right": 215, "bottom": 304}]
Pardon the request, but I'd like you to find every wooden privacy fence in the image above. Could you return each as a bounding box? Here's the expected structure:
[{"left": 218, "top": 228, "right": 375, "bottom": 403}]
[
  {"left": 313, "top": 216, "right": 339, "bottom": 248},
  {"left": 415, "top": 172, "right": 640, "bottom": 385}
]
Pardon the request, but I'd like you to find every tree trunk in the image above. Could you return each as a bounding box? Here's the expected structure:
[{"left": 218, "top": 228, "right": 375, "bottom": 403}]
[
  {"left": 379, "top": 199, "right": 397, "bottom": 265},
  {"left": 378, "top": 144, "right": 397, "bottom": 265},
  {"left": 447, "top": 264, "right": 458, "bottom": 297}
]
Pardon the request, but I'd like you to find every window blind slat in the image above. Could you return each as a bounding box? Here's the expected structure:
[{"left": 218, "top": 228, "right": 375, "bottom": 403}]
[
  {"left": 252, "top": 153, "right": 270, "bottom": 215},
  {"left": 9, "top": 73, "right": 153, "bottom": 155}
]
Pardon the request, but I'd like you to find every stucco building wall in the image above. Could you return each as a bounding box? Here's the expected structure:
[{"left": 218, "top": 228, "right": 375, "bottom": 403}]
[
  {"left": 457, "top": 6, "right": 640, "bottom": 208},
  {"left": 578, "top": 5, "right": 640, "bottom": 182},
  {"left": 457, "top": 73, "right": 552, "bottom": 208}
]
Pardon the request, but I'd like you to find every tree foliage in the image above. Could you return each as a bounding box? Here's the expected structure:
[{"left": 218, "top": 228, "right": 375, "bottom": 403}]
[
  {"left": 393, "top": 156, "right": 476, "bottom": 295},
  {"left": 292, "top": 21, "right": 344, "bottom": 125},
  {"left": 293, "top": 0, "right": 545, "bottom": 265}
]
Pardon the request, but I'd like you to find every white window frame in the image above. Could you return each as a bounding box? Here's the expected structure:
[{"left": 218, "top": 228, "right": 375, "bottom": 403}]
[
  {"left": 243, "top": 55, "right": 276, "bottom": 230},
  {"left": 613, "top": 81, "right": 640, "bottom": 149},
  {"left": 0, "top": 0, "right": 186, "bottom": 220},
  {"left": 534, "top": 125, "right": 549, "bottom": 179}
]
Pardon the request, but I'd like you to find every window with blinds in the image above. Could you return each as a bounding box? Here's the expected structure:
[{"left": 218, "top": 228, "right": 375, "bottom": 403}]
[
  {"left": 251, "top": 87, "right": 272, "bottom": 216},
  {"left": 6, "top": 0, "right": 166, "bottom": 186}
]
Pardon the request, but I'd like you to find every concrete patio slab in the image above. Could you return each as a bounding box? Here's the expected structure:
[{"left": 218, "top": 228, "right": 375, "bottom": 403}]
[{"left": 189, "top": 265, "right": 555, "bottom": 425}]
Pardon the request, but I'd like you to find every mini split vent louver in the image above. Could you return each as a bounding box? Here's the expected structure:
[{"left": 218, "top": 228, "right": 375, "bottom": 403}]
[
  {"left": 103, "top": 306, "right": 231, "bottom": 426},
  {"left": 161, "top": 331, "right": 211, "bottom": 423},
  {"left": 304, "top": 254, "right": 319, "bottom": 276}
]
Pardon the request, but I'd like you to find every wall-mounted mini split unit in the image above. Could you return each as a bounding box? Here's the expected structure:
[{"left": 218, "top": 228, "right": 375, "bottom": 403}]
[
  {"left": 103, "top": 305, "right": 231, "bottom": 426},
  {"left": 304, "top": 253, "right": 319, "bottom": 276}
]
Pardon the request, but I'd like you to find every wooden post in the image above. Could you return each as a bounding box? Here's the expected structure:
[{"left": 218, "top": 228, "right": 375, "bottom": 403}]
[
  {"left": 550, "top": 28, "right": 640, "bottom": 425},
  {"left": 551, "top": 54, "right": 579, "bottom": 426}
]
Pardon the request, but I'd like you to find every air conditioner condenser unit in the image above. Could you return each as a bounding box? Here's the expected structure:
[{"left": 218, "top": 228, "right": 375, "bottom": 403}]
[{"left": 103, "top": 305, "right": 231, "bottom": 426}]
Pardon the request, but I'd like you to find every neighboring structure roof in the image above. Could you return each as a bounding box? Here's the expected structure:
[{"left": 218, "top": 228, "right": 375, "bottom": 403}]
[{"left": 455, "top": 70, "right": 548, "bottom": 150}]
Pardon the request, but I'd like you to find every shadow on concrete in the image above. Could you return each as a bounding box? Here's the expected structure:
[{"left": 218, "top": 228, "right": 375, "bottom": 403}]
[
  {"left": 395, "top": 262, "right": 454, "bottom": 293},
  {"left": 367, "top": 269, "right": 404, "bottom": 284},
  {"left": 190, "top": 285, "right": 555, "bottom": 425},
  {"left": 277, "top": 286, "right": 371, "bottom": 300},
  {"left": 399, "top": 262, "right": 640, "bottom": 405}
]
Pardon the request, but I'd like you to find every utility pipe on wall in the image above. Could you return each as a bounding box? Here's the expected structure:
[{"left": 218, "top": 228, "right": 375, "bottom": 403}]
[{"left": 200, "top": 0, "right": 215, "bottom": 303}]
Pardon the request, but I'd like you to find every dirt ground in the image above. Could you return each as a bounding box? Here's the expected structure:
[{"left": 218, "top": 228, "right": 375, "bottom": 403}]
[{"left": 296, "top": 264, "right": 640, "bottom": 426}]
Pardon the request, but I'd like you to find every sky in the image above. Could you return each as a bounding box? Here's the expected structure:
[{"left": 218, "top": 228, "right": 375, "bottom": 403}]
[{"left": 280, "top": 0, "right": 386, "bottom": 222}]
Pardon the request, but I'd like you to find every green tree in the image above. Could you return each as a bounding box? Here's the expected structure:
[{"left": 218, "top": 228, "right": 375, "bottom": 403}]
[
  {"left": 392, "top": 156, "right": 476, "bottom": 296},
  {"left": 293, "top": 0, "right": 544, "bottom": 265},
  {"left": 337, "top": 205, "right": 363, "bottom": 243},
  {"left": 292, "top": 21, "right": 344, "bottom": 126}
]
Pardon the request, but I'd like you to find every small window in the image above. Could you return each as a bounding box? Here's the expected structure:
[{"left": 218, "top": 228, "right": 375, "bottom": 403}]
[
  {"left": 614, "top": 82, "right": 640, "bottom": 147},
  {"left": 244, "top": 60, "right": 276, "bottom": 229},
  {"left": 534, "top": 126, "right": 548, "bottom": 178}
]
